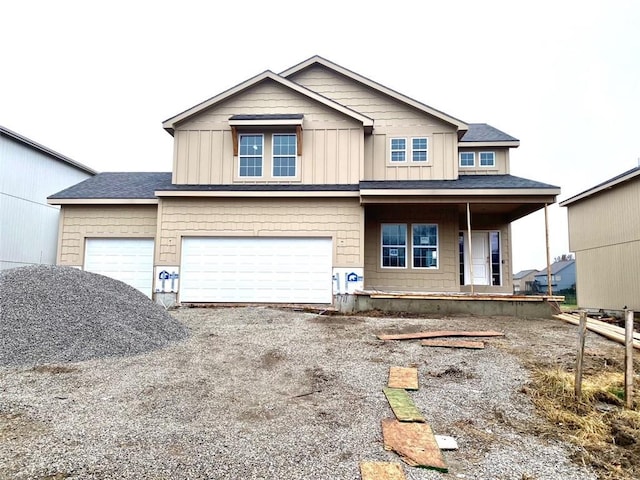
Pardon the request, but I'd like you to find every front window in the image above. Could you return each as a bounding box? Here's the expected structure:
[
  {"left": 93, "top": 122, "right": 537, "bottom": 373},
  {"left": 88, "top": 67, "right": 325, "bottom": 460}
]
[
  {"left": 381, "top": 224, "right": 407, "bottom": 267},
  {"left": 272, "top": 134, "right": 297, "bottom": 177},
  {"left": 390, "top": 138, "right": 407, "bottom": 162},
  {"left": 412, "top": 138, "right": 428, "bottom": 162},
  {"left": 239, "top": 134, "right": 263, "bottom": 177},
  {"left": 412, "top": 224, "right": 438, "bottom": 268},
  {"left": 480, "top": 151, "right": 495, "bottom": 167},
  {"left": 490, "top": 231, "right": 501, "bottom": 285},
  {"left": 459, "top": 152, "right": 475, "bottom": 167}
]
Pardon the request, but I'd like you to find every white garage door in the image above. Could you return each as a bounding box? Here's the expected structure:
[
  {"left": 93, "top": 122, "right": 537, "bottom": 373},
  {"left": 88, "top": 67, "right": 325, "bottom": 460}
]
[
  {"left": 180, "top": 237, "right": 333, "bottom": 303},
  {"left": 84, "top": 238, "right": 154, "bottom": 297}
]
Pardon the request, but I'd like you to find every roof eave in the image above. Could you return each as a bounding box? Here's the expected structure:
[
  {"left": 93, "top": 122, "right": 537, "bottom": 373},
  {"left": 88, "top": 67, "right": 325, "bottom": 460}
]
[
  {"left": 459, "top": 141, "right": 520, "bottom": 148},
  {"left": 560, "top": 168, "right": 640, "bottom": 207},
  {"left": 47, "top": 198, "right": 158, "bottom": 205}
]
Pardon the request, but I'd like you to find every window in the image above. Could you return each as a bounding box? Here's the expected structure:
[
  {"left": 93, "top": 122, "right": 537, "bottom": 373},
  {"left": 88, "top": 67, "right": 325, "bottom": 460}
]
[
  {"left": 459, "top": 152, "right": 475, "bottom": 167},
  {"left": 390, "top": 138, "right": 407, "bottom": 162},
  {"left": 412, "top": 138, "right": 428, "bottom": 162},
  {"left": 480, "top": 151, "right": 495, "bottom": 167},
  {"left": 239, "top": 134, "right": 263, "bottom": 177},
  {"left": 412, "top": 224, "right": 438, "bottom": 268},
  {"left": 381, "top": 224, "right": 407, "bottom": 267},
  {"left": 490, "top": 232, "right": 501, "bottom": 285},
  {"left": 272, "top": 134, "right": 297, "bottom": 177}
]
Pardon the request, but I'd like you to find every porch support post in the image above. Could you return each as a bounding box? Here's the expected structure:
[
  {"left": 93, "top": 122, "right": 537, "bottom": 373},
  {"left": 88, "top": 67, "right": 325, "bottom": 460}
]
[
  {"left": 466, "top": 202, "right": 474, "bottom": 295},
  {"left": 544, "top": 203, "right": 552, "bottom": 296}
]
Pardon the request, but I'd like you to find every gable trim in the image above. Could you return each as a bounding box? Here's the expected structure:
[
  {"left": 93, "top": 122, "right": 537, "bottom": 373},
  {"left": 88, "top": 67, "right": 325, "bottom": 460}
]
[{"left": 560, "top": 167, "right": 640, "bottom": 207}]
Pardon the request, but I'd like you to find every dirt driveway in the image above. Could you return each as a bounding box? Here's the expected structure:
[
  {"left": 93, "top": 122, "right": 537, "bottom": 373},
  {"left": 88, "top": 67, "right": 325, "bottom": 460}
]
[{"left": 1, "top": 307, "right": 623, "bottom": 479}]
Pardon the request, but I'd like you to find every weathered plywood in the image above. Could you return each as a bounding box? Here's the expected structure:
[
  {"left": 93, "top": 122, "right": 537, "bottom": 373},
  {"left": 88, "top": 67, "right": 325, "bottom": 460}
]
[
  {"left": 388, "top": 367, "right": 418, "bottom": 390},
  {"left": 382, "top": 418, "right": 448, "bottom": 472},
  {"left": 377, "top": 330, "right": 504, "bottom": 341},
  {"left": 382, "top": 388, "right": 425, "bottom": 422},
  {"left": 421, "top": 339, "right": 485, "bottom": 349},
  {"left": 359, "top": 461, "right": 406, "bottom": 480}
]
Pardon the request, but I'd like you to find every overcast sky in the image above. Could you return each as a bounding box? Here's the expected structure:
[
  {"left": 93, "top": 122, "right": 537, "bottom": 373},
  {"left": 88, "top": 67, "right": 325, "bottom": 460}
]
[{"left": 2, "top": 0, "right": 638, "bottom": 273}]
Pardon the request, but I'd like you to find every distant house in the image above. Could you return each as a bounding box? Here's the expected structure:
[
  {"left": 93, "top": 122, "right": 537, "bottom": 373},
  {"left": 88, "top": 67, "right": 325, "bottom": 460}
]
[
  {"left": 534, "top": 260, "right": 576, "bottom": 293},
  {"left": 560, "top": 166, "right": 640, "bottom": 311},
  {"left": 513, "top": 269, "right": 539, "bottom": 294},
  {"left": 0, "top": 126, "right": 95, "bottom": 270}
]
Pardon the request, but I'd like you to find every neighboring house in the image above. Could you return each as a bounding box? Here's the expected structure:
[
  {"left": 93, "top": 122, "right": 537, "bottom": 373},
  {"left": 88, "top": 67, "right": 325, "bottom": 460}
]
[
  {"left": 534, "top": 260, "right": 576, "bottom": 293},
  {"left": 560, "top": 166, "right": 640, "bottom": 311},
  {"left": 0, "top": 126, "right": 95, "bottom": 270},
  {"left": 513, "top": 269, "right": 539, "bottom": 294},
  {"left": 48, "top": 56, "right": 560, "bottom": 304}
]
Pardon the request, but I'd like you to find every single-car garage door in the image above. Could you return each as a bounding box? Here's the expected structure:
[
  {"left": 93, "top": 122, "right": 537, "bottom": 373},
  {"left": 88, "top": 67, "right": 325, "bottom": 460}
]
[
  {"left": 84, "top": 238, "right": 154, "bottom": 297},
  {"left": 180, "top": 237, "right": 333, "bottom": 303}
]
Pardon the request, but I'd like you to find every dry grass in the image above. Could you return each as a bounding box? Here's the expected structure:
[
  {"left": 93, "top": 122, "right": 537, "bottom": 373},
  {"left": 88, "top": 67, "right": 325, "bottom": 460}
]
[{"left": 526, "top": 368, "right": 640, "bottom": 480}]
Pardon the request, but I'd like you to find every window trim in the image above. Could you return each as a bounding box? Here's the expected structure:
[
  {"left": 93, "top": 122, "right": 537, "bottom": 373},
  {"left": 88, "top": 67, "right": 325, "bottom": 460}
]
[
  {"left": 479, "top": 151, "right": 496, "bottom": 167},
  {"left": 411, "top": 223, "right": 439, "bottom": 269},
  {"left": 380, "top": 223, "right": 440, "bottom": 270},
  {"left": 411, "top": 137, "right": 428, "bottom": 163},
  {"left": 459, "top": 151, "right": 475, "bottom": 167},
  {"left": 389, "top": 138, "right": 407, "bottom": 163},
  {"left": 238, "top": 133, "right": 264, "bottom": 178},
  {"left": 271, "top": 133, "right": 297, "bottom": 177},
  {"left": 381, "top": 223, "right": 408, "bottom": 268}
]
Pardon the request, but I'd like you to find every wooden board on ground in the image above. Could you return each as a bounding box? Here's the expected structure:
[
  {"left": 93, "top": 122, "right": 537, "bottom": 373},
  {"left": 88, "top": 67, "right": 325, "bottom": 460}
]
[
  {"left": 377, "top": 330, "right": 504, "bottom": 341},
  {"left": 359, "top": 461, "right": 406, "bottom": 480},
  {"left": 388, "top": 366, "right": 419, "bottom": 390},
  {"left": 382, "top": 418, "right": 448, "bottom": 472},
  {"left": 382, "top": 387, "right": 425, "bottom": 422},
  {"left": 435, "top": 435, "right": 459, "bottom": 450},
  {"left": 421, "top": 339, "right": 485, "bottom": 349}
]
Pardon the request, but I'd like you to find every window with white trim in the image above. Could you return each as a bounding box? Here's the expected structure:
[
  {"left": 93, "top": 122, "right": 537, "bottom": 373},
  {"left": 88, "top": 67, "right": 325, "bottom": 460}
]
[
  {"left": 479, "top": 151, "right": 495, "bottom": 167},
  {"left": 390, "top": 138, "right": 407, "bottom": 162},
  {"left": 239, "top": 134, "right": 263, "bottom": 177},
  {"left": 272, "top": 134, "right": 297, "bottom": 177},
  {"left": 381, "top": 224, "right": 407, "bottom": 267},
  {"left": 459, "top": 151, "right": 475, "bottom": 167},
  {"left": 412, "top": 137, "right": 428, "bottom": 162},
  {"left": 412, "top": 224, "right": 438, "bottom": 268}
]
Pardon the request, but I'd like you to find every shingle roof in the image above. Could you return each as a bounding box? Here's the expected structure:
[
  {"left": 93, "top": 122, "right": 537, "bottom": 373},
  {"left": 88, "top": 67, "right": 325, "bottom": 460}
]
[
  {"left": 360, "top": 175, "right": 559, "bottom": 190},
  {"left": 48, "top": 172, "right": 172, "bottom": 199},
  {"left": 158, "top": 183, "right": 359, "bottom": 192},
  {"left": 535, "top": 260, "right": 575, "bottom": 276},
  {"left": 513, "top": 269, "right": 538, "bottom": 280},
  {"left": 460, "top": 123, "right": 519, "bottom": 143}
]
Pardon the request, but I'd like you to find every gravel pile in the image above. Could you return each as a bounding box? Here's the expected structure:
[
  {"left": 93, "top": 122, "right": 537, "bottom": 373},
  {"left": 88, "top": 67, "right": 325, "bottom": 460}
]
[{"left": 0, "top": 265, "right": 189, "bottom": 367}]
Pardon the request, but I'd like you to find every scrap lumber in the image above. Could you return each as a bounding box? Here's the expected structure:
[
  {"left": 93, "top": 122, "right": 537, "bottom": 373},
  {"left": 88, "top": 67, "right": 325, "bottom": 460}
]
[
  {"left": 554, "top": 313, "right": 640, "bottom": 350},
  {"left": 421, "top": 339, "right": 485, "bottom": 349},
  {"left": 388, "top": 367, "right": 419, "bottom": 390},
  {"left": 382, "top": 387, "right": 425, "bottom": 422},
  {"left": 435, "top": 435, "right": 459, "bottom": 450},
  {"left": 359, "top": 461, "right": 406, "bottom": 480},
  {"left": 377, "top": 330, "right": 504, "bottom": 341},
  {"left": 382, "top": 418, "right": 448, "bottom": 472}
]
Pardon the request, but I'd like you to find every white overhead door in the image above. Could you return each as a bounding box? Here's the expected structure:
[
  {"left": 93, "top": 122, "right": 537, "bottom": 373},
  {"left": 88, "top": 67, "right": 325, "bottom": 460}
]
[
  {"left": 180, "top": 237, "right": 333, "bottom": 304},
  {"left": 84, "top": 238, "right": 154, "bottom": 297}
]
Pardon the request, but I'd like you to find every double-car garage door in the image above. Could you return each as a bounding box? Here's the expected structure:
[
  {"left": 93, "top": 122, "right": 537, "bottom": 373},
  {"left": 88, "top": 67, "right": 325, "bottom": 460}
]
[{"left": 180, "top": 237, "right": 333, "bottom": 304}]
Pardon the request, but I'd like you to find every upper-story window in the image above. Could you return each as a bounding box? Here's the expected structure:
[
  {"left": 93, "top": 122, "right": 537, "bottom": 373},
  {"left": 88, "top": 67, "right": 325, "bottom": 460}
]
[
  {"left": 390, "top": 138, "right": 407, "bottom": 162},
  {"left": 272, "top": 134, "right": 297, "bottom": 177},
  {"left": 459, "top": 152, "right": 475, "bottom": 167},
  {"left": 412, "top": 138, "right": 428, "bottom": 162},
  {"left": 239, "top": 134, "right": 263, "bottom": 177},
  {"left": 479, "top": 151, "right": 495, "bottom": 167}
]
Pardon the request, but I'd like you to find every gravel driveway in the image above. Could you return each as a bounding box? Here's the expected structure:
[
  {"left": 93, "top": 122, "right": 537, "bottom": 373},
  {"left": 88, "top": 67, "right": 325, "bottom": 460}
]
[{"left": 1, "top": 306, "right": 619, "bottom": 479}]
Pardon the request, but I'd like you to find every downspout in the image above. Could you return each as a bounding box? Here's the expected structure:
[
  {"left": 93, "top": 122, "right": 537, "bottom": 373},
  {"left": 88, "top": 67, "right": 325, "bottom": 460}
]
[
  {"left": 545, "top": 203, "right": 552, "bottom": 296},
  {"left": 467, "top": 202, "right": 474, "bottom": 295}
]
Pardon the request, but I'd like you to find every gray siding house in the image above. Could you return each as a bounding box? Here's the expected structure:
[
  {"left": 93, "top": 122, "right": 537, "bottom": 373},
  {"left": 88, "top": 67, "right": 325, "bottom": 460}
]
[{"left": 0, "top": 126, "right": 96, "bottom": 270}]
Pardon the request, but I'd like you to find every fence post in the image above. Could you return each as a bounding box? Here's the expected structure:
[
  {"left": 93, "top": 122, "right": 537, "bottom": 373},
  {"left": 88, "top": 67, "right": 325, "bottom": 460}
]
[
  {"left": 625, "top": 310, "right": 634, "bottom": 409},
  {"left": 575, "top": 310, "right": 587, "bottom": 401}
]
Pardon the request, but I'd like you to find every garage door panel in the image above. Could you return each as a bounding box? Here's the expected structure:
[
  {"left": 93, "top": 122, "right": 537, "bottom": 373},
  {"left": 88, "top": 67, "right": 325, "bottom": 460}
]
[{"left": 181, "top": 237, "right": 332, "bottom": 303}]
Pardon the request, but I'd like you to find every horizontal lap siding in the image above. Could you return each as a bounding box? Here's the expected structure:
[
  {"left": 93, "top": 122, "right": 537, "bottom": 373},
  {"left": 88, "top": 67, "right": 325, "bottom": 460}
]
[
  {"left": 57, "top": 206, "right": 157, "bottom": 266},
  {"left": 158, "top": 198, "right": 363, "bottom": 268}
]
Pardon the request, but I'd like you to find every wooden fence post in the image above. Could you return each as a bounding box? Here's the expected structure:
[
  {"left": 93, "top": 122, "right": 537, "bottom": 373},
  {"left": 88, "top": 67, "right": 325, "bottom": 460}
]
[
  {"left": 625, "top": 310, "right": 634, "bottom": 409},
  {"left": 575, "top": 310, "right": 587, "bottom": 401}
]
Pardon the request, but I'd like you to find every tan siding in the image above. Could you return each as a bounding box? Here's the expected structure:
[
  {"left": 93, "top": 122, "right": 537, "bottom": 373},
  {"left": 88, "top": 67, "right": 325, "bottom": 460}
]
[
  {"left": 158, "top": 198, "right": 363, "bottom": 267},
  {"left": 457, "top": 148, "right": 509, "bottom": 175},
  {"left": 57, "top": 206, "right": 157, "bottom": 266}
]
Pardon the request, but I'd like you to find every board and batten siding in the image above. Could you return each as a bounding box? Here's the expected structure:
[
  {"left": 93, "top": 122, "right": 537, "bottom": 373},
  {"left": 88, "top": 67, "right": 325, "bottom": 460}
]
[
  {"left": 172, "top": 79, "right": 363, "bottom": 185},
  {"left": 57, "top": 206, "right": 157, "bottom": 266},
  {"left": 288, "top": 64, "right": 460, "bottom": 182},
  {"left": 156, "top": 198, "right": 364, "bottom": 268},
  {"left": 566, "top": 179, "right": 640, "bottom": 310}
]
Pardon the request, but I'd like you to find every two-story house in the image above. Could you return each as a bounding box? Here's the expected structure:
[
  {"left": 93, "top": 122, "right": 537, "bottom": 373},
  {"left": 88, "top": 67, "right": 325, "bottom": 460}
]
[{"left": 48, "top": 56, "right": 560, "bottom": 307}]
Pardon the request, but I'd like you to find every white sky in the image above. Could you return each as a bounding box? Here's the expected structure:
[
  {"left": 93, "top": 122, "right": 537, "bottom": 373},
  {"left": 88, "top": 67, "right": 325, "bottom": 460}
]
[{"left": 2, "top": 0, "right": 638, "bottom": 273}]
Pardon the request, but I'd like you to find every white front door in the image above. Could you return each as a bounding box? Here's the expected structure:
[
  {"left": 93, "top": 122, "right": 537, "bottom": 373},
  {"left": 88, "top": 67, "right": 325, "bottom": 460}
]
[{"left": 470, "top": 234, "right": 490, "bottom": 286}]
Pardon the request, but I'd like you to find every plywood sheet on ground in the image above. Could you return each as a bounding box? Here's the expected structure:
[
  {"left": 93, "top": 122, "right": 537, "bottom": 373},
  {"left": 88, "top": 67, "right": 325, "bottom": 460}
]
[
  {"left": 377, "top": 330, "right": 504, "bottom": 341},
  {"left": 382, "top": 418, "right": 448, "bottom": 472},
  {"left": 421, "top": 339, "right": 485, "bottom": 349},
  {"left": 382, "top": 387, "right": 425, "bottom": 422},
  {"left": 359, "top": 461, "right": 406, "bottom": 480},
  {"left": 388, "top": 367, "right": 419, "bottom": 390}
]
